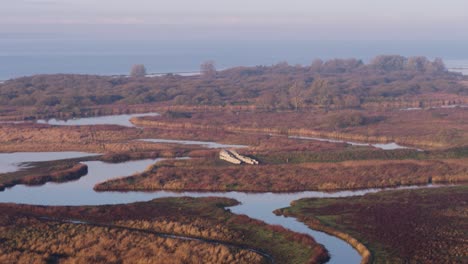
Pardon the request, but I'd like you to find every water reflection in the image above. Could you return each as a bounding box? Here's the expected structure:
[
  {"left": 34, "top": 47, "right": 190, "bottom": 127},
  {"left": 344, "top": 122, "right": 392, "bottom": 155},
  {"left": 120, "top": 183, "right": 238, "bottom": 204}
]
[
  {"left": 290, "top": 135, "right": 415, "bottom": 150},
  {"left": 0, "top": 155, "right": 435, "bottom": 264},
  {"left": 37, "top": 113, "right": 159, "bottom": 127},
  {"left": 0, "top": 152, "right": 97, "bottom": 174},
  {"left": 140, "top": 139, "right": 246, "bottom": 149}
]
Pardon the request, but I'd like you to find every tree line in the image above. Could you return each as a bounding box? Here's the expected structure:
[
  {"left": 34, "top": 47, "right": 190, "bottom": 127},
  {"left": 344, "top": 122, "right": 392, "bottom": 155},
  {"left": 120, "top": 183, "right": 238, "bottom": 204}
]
[{"left": 0, "top": 55, "right": 465, "bottom": 117}]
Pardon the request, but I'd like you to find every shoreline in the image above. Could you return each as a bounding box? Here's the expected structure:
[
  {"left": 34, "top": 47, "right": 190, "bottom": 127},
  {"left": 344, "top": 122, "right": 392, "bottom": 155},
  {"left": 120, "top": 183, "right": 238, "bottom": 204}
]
[{"left": 274, "top": 209, "right": 372, "bottom": 264}]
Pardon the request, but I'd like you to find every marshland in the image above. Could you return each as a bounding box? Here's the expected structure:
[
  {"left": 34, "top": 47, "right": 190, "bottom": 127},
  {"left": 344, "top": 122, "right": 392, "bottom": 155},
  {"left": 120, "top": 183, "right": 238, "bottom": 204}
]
[{"left": 1, "top": 56, "right": 467, "bottom": 263}]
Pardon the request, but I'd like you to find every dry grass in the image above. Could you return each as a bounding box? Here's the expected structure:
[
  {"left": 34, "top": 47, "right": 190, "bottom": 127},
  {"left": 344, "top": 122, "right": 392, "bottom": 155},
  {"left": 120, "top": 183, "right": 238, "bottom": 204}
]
[
  {"left": 276, "top": 185, "right": 468, "bottom": 264},
  {"left": 133, "top": 107, "right": 468, "bottom": 149},
  {"left": 0, "top": 197, "right": 329, "bottom": 264},
  {"left": 0, "top": 123, "right": 208, "bottom": 153},
  {"left": 0, "top": 217, "right": 265, "bottom": 264},
  {"left": 95, "top": 158, "right": 468, "bottom": 192}
]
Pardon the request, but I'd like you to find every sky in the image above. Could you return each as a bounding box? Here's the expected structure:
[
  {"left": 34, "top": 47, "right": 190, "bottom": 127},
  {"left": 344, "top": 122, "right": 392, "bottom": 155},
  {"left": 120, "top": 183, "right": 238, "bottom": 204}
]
[
  {"left": 0, "top": 0, "right": 467, "bottom": 79},
  {"left": 1, "top": 0, "right": 467, "bottom": 41}
]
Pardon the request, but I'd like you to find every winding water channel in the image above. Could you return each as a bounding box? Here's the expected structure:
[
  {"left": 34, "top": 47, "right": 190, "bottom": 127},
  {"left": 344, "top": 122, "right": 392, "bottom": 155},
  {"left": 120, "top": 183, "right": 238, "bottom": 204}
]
[{"left": 0, "top": 113, "right": 429, "bottom": 263}]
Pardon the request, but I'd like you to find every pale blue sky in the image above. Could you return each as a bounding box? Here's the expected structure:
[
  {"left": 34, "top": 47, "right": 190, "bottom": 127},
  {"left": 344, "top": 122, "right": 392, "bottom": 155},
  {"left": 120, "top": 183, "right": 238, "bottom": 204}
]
[
  {"left": 1, "top": 0, "right": 467, "bottom": 40},
  {"left": 0, "top": 0, "right": 467, "bottom": 79},
  {"left": 2, "top": 0, "right": 467, "bottom": 25}
]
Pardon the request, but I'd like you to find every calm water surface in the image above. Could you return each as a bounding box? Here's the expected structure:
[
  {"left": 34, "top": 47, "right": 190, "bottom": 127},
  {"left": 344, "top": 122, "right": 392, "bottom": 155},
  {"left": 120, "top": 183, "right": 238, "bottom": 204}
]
[
  {"left": 0, "top": 153, "right": 436, "bottom": 264},
  {"left": 290, "top": 136, "right": 415, "bottom": 150},
  {"left": 0, "top": 152, "right": 97, "bottom": 174},
  {"left": 446, "top": 60, "right": 468, "bottom": 75},
  {"left": 0, "top": 38, "right": 466, "bottom": 80},
  {"left": 140, "top": 139, "right": 246, "bottom": 149},
  {"left": 37, "top": 113, "right": 159, "bottom": 127},
  {"left": 0, "top": 156, "right": 367, "bottom": 263}
]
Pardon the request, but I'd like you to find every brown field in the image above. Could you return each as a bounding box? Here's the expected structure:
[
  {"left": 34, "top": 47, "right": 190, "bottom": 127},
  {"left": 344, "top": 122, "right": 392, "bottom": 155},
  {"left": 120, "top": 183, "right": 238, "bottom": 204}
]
[
  {"left": 95, "top": 157, "right": 468, "bottom": 192},
  {"left": 0, "top": 218, "right": 266, "bottom": 264},
  {"left": 275, "top": 185, "right": 468, "bottom": 264},
  {"left": 0, "top": 123, "right": 198, "bottom": 153},
  {"left": 0, "top": 197, "right": 329, "bottom": 264},
  {"left": 0, "top": 120, "right": 259, "bottom": 154},
  {"left": 133, "top": 107, "right": 468, "bottom": 149}
]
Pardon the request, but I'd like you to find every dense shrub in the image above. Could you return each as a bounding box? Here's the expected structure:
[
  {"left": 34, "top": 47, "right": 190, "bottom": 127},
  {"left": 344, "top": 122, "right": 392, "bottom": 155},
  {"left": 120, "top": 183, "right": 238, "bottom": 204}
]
[{"left": 0, "top": 55, "right": 464, "bottom": 118}]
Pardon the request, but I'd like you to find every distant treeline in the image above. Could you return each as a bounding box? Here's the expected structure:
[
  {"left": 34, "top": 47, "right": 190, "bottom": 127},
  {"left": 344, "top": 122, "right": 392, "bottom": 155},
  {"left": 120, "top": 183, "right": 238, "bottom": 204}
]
[{"left": 0, "top": 55, "right": 466, "bottom": 117}]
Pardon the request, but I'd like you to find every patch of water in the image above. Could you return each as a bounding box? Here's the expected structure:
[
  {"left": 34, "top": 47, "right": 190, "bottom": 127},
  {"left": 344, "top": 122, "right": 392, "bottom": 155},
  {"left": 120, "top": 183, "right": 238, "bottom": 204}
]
[
  {"left": 139, "top": 139, "right": 247, "bottom": 149},
  {"left": 0, "top": 152, "right": 98, "bottom": 174},
  {"left": 400, "top": 105, "right": 468, "bottom": 111},
  {"left": 290, "top": 136, "right": 414, "bottom": 150},
  {"left": 37, "top": 113, "right": 159, "bottom": 127},
  {"left": 0, "top": 155, "right": 439, "bottom": 264}
]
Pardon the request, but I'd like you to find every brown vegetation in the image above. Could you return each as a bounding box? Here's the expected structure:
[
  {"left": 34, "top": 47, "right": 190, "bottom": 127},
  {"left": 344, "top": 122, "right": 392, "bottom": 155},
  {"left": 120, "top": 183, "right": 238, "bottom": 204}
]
[
  {"left": 0, "top": 56, "right": 466, "bottom": 121},
  {"left": 0, "top": 122, "right": 208, "bottom": 154},
  {"left": 2, "top": 109, "right": 467, "bottom": 192},
  {"left": 275, "top": 185, "right": 468, "bottom": 263},
  {"left": 0, "top": 162, "right": 88, "bottom": 191},
  {"left": 132, "top": 106, "right": 468, "bottom": 149},
  {"left": 0, "top": 56, "right": 467, "bottom": 264},
  {"left": 0, "top": 197, "right": 329, "bottom": 264},
  {"left": 0, "top": 218, "right": 266, "bottom": 264},
  {"left": 94, "top": 157, "right": 468, "bottom": 192}
]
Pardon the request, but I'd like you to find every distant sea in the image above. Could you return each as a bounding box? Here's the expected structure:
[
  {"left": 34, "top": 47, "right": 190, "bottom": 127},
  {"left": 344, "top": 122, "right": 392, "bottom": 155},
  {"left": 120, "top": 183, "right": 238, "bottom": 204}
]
[
  {"left": 445, "top": 60, "right": 468, "bottom": 76},
  {"left": 0, "top": 40, "right": 467, "bottom": 80}
]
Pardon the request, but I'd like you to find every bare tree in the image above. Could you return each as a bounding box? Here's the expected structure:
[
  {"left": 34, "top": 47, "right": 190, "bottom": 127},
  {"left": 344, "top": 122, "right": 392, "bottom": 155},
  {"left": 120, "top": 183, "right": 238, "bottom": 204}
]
[
  {"left": 425, "top": 57, "right": 446, "bottom": 73},
  {"left": 130, "top": 64, "right": 147, "bottom": 78},
  {"left": 406, "top": 56, "right": 429, "bottom": 72},
  {"left": 310, "top": 59, "right": 323, "bottom": 73},
  {"left": 370, "top": 55, "right": 406, "bottom": 71},
  {"left": 200, "top": 60, "right": 216, "bottom": 78},
  {"left": 289, "top": 81, "right": 306, "bottom": 111}
]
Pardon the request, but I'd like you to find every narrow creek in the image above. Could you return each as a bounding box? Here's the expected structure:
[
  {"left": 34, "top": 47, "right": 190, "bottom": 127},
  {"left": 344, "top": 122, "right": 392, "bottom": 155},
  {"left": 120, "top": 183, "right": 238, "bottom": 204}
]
[
  {"left": 289, "top": 135, "right": 420, "bottom": 151},
  {"left": 0, "top": 113, "right": 431, "bottom": 263},
  {"left": 36, "top": 112, "right": 160, "bottom": 127}
]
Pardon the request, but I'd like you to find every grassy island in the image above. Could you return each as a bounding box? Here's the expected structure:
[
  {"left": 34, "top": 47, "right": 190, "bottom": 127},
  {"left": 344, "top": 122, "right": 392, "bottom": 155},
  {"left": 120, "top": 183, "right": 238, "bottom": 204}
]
[{"left": 275, "top": 186, "right": 468, "bottom": 263}]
